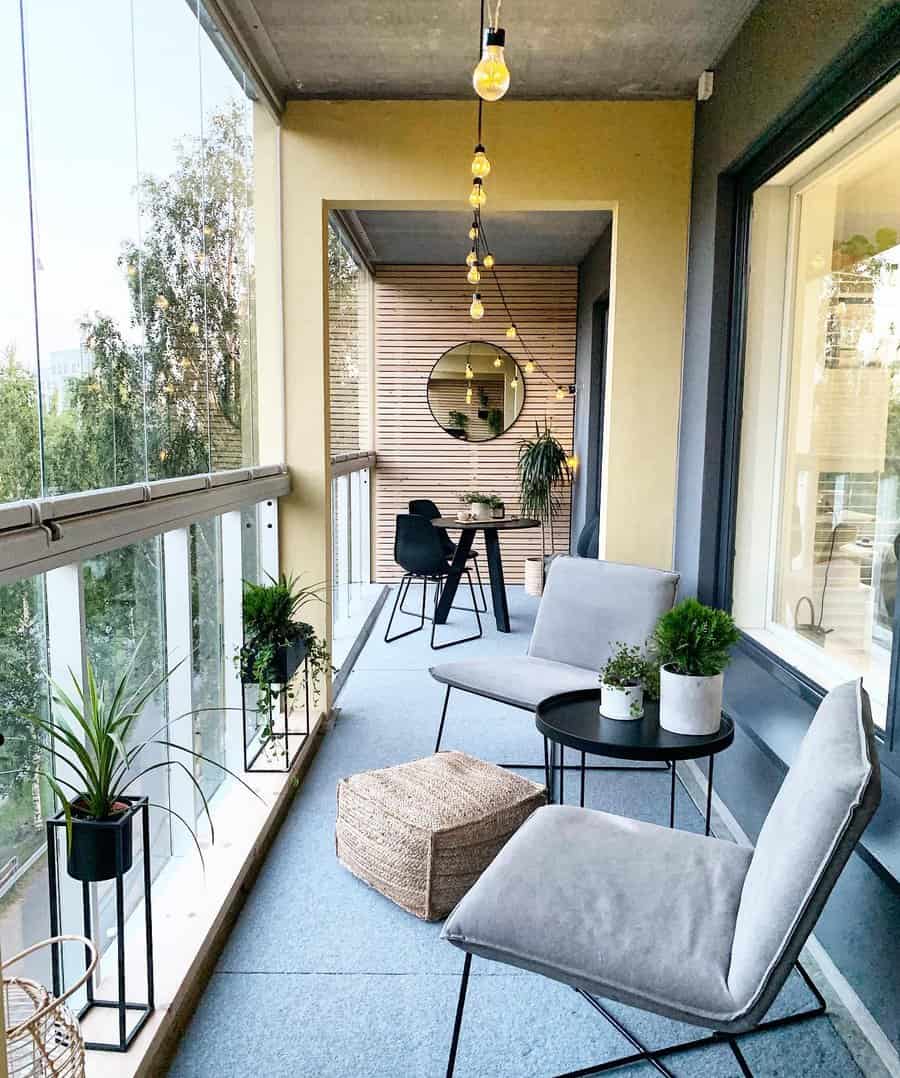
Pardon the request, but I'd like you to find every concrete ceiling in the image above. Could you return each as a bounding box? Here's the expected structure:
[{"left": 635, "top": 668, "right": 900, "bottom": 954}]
[
  {"left": 345, "top": 210, "right": 612, "bottom": 265},
  {"left": 223, "top": 0, "right": 758, "bottom": 103}
]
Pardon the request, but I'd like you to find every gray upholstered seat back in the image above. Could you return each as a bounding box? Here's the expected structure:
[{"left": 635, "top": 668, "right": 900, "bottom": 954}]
[
  {"left": 528, "top": 557, "right": 679, "bottom": 672},
  {"left": 727, "top": 680, "right": 881, "bottom": 1026}
]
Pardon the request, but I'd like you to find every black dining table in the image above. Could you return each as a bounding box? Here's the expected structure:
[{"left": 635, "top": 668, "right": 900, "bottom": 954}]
[{"left": 431, "top": 516, "right": 541, "bottom": 633}]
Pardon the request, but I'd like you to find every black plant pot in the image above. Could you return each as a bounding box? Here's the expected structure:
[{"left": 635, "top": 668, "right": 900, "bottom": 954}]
[
  {"left": 67, "top": 799, "right": 137, "bottom": 883},
  {"left": 243, "top": 635, "right": 308, "bottom": 685}
]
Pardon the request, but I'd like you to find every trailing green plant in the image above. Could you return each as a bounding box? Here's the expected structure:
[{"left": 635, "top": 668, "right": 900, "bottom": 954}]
[
  {"left": 238, "top": 573, "right": 330, "bottom": 731},
  {"left": 517, "top": 419, "right": 571, "bottom": 557},
  {"left": 653, "top": 598, "right": 740, "bottom": 678},
  {"left": 600, "top": 642, "right": 659, "bottom": 700},
  {"left": 4, "top": 655, "right": 260, "bottom": 869},
  {"left": 447, "top": 409, "right": 469, "bottom": 431}
]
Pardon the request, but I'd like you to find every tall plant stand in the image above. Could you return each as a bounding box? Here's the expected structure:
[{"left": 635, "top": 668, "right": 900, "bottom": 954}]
[
  {"left": 46, "top": 797, "right": 154, "bottom": 1053},
  {"left": 242, "top": 651, "right": 310, "bottom": 774}
]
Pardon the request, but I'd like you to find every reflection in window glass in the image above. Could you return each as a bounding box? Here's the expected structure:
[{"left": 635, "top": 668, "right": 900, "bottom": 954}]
[
  {"left": 328, "top": 224, "right": 371, "bottom": 459},
  {"left": 190, "top": 518, "right": 226, "bottom": 809},
  {"left": 0, "top": 576, "right": 51, "bottom": 984},
  {"left": 0, "top": 1, "right": 41, "bottom": 502},
  {"left": 739, "top": 116, "right": 900, "bottom": 728}
]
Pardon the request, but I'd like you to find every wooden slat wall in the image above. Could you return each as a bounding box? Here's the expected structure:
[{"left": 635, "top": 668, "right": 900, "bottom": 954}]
[{"left": 374, "top": 265, "right": 577, "bottom": 583}]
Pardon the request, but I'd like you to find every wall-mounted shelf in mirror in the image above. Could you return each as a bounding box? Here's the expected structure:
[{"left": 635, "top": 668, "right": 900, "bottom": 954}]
[{"left": 426, "top": 341, "right": 526, "bottom": 443}]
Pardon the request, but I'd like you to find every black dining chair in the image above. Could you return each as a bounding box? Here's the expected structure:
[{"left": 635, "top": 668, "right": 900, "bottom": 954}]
[
  {"left": 407, "top": 499, "right": 487, "bottom": 613},
  {"left": 384, "top": 515, "right": 483, "bottom": 649}
]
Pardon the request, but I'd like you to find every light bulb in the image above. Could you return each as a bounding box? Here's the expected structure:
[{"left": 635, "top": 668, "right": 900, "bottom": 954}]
[
  {"left": 555, "top": 386, "right": 565, "bottom": 401},
  {"left": 471, "top": 143, "right": 491, "bottom": 178},
  {"left": 483, "top": 253, "right": 495, "bottom": 269},
  {"left": 466, "top": 249, "right": 478, "bottom": 267},
  {"left": 467, "top": 265, "right": 481, "bottom": 284},
  {"left": 468, "top": 179, "right": 487, "bottom": 209},
  {"left": 524, "top": 360, "right": 535, "bottom": 374},
  {"left": 470, "top": 294, "right": 485, "bottom": 320},
  {"left": 466, "top": 385, "right": 473, "bottom": 405},
  {"left": 493, "top": 356, "right": 502, "bottom": 368},
  {"left": 473, "top": 27, "right": 510, "bottom": 101},
  {"left": 510, "top": 377, "right": 519, "bottom": 390},
  {"left": 505, "top": 325, "right": 517, "bottom": 339},
  {"left": 465, "top": 361, "right": 474, "bottom": 379},
  {"left": 468, "top": 224, "right": 478, "bottom": 241},
  {"left": 566, "top": 455, "right": 579, "bottom": 471}
]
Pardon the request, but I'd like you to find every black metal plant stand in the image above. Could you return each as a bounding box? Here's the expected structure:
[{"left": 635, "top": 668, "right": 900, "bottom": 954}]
[
  {"left": 46, "top": 796, "right": 154, "bottom": 1053},
  {"left": 242, "top": 653, "right": 310, "bottom": 773}
]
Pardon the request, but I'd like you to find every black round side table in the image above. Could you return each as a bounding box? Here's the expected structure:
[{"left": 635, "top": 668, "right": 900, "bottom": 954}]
[{"left": 535, "top": 689, "right": 735, "bottom": 834}]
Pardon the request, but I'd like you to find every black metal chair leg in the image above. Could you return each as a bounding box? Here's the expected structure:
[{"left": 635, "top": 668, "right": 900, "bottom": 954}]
[
  {"left": 472, "top": 556, "right": 488, "bottom": 612},
  {"left": 385, "top": 574, "right": 428, "bottom": 643},
  {"left": 446, "top": 953, "right": 472, "bottom": 1078},
  {"left": 435, "top": 686, "right": 452, "bottom": 753},
  {"left": 728, "top": 1038, "right": 754, "bottom": 1077},
  {"left": 431, "top": 571, "right": 483, "bottom": 650}
]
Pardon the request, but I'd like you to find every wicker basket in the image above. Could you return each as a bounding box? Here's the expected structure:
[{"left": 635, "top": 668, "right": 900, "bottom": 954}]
[{"left": 4, "top": 935, "right": 97, "bottom": 1078}]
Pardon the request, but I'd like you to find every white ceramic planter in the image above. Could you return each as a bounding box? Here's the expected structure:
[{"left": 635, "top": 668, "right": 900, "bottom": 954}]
[
  {"left": 524, "top": 556, "right": 544, "bottom": 596},
  {"left": 659, "top": 665, "right": 723, "bottom": 735},
  {"left": 470, "top": 501, "right": 492, "bottom": 521},
  {"left": 600, "top": 682, "right": 644, "bottom": 720}
]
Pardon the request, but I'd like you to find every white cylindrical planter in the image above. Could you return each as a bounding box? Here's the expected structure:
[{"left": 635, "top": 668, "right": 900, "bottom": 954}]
[
  {"left": 470, "top": 501, "right": 492, "bottom": 521},
  {"left": 659, "top": 666, "right": 723, "bottom": 735},
  {"left": 524, "top": 557, "right": 544, "bottom": 596},
  {"left": 600, "top": 682, "right": 643, "bottom": 720}
]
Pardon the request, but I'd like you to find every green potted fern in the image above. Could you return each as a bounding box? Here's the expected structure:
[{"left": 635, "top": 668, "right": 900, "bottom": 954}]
[
  {"left": 8, "top": 656, "right": 257, "bottom": 882},
  {"left": 653, "top": 598, "right": 739, "bottom": 735},
  {"left": 517, "top": 420, "right": 571, "bottom": 595}
]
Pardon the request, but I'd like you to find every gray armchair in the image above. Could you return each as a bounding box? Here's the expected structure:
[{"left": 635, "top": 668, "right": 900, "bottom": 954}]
[
  {"left": 429, "top": 555, "right": 679, "bottom": 756},
  {"left": 441, "top": 679, "right": 881, "bottom": 1076}
]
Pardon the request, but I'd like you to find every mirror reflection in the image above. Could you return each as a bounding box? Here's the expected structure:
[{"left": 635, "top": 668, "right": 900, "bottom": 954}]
[{"left": 426, "top": 341, "right": 525, "bottom": 442}]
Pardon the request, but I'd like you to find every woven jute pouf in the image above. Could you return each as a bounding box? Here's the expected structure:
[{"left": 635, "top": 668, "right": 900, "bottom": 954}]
[{"left": 336, "top": 751, "right": 546, "bottom": 920}]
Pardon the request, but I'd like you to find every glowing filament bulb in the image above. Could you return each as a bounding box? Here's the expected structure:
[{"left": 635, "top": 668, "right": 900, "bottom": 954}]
[
  {"left": 473, "top": 27, "right": 510, "bottom": 102},
  {"left": 469, "top": 294, "right": 485, "bottom": 321},
  {"left": 469, "top": 224, "right": 478, "bottom": 241},
  {"left": 524, "top": 360, "right": 535, "bottom": 374},
  {"left": 493, "top": 355, "right": 502, "bottom": 368},
  {"left": 566, "top": 455, "right": 579, "bottom": 471},
  {"left": 466, "top": 385, "right": 473, "bottom": 405},
  {"left": 505, "top": 324, "right": 517, "bottom": 339},
  {"left": 466, "top": 249, "right": 478, "bottom": 267},
  {"left": 555, "top": 386, "right": 566, "bottom": 401},
  {"left": 467, "top": 265, "right": 481, "bottom": 284},
  {"left": 483, "top": 253, "right": 495, "bottom": 269},
  {"left": 471, "top": 144, "right": 491, "bottom": 178},
  {"left": 468, "top": 179, "right": 487, "bottom": 209},
  {"left": 465, "top": 361, "right": 475, "bottom": 379},
  {"left": 510, "top": 376, "right": 519, "bottom": 391}
]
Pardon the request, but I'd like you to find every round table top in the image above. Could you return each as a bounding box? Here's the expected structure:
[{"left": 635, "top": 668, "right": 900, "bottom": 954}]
[
  {"left": 535, "top": 689, "right": 734, "bottom": 761},
  {"left": 432, "top": 516, "right": 540, "bottom": 531}
]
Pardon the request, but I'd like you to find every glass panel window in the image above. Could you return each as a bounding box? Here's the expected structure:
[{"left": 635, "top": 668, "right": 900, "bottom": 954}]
[
  {"left": 189, "top": 518, "right": 226, "bottom": 808},
  {"left": 736, "top": 100, "right": 900, "bottom": 728},
  {"left": 0, "top": 576, "right": 51, "bottom": 984},
  {"left": 328, "top": 224, "right": 371, "bottom": 459}
]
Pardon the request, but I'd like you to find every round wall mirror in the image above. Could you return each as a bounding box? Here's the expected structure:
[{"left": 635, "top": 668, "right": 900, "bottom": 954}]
[{"left": 426, "top": 341, "right": 526, "bottom": 442}]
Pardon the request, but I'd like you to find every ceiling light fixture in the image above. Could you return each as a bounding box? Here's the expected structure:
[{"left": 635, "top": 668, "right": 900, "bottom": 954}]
[{"left": 473, "top": 2, "right": 510, "bottom": 102}]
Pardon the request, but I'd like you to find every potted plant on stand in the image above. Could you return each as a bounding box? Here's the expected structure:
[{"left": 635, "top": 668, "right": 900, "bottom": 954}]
[
  {"left": 599, "top": 642, "right": 658, "bottom": 720},
  {"left": 517, "top": 420, "right": 571, "bottom": 596},
  {"left": 238, "top": 573, "right": 330, "bottom": 769},
  {"left": 653, "top": 598, "right": 740, "bottom": 735}
]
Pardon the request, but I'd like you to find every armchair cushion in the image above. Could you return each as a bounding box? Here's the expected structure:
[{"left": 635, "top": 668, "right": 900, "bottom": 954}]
[
  {"left": 430, "top": 656, "right": 600, "bottom": 711},
  {"left": 442, "top": 804, "right": 753, "bottom": 1027}
]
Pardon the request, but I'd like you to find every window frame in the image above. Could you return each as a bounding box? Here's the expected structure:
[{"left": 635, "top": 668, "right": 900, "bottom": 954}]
[{"left": 714, "top": 12, "right": 900, "bottom": 771}]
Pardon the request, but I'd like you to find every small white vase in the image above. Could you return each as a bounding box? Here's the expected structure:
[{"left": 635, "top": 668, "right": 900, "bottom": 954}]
[
  {"left": 470, "top": 501, "right": 492, "bottom": 521},
  {"left": 659, "top": 665, "right": 723, "bottom": 735},
  {"left": 600, "top": 682, "right": 644, "bottom": 720}
]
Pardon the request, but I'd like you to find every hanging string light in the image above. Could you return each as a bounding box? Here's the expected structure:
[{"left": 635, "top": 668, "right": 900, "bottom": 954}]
[
  {"left": 467, "top": 264, "right": 481, "bottom": 284},
  {"left": 482, "top": 253, "right": 495, "bottom": 269},
  {"left": 468, "top": 178, "right": 487, "bottom": 209},
  {"left": 473, "top": 0, "right": 510, "bottom": 102},
  {"left": 465, "top": 360, "right": 475, "bottom": 378},
  {"left": 471, "top": 144, "right": 491, "bottom": 178},
  {"left": 466, "top": 384, "right": 474, "bottom": 404},
  {"left": 469, "top": 294, "right": 485, "bottom": 320}
]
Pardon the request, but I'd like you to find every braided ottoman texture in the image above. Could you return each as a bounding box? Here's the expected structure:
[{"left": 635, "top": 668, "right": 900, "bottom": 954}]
[{"left": 336, "top": 751, "right": 546, "bottom": 920}]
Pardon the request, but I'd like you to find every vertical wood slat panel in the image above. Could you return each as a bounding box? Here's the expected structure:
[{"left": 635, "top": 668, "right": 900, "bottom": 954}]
[{"left": 374, "top": 265, "right": 577, "bottom": 583}]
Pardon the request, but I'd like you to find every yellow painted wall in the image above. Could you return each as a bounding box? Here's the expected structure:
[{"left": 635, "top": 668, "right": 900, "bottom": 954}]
[{"left": 278, "top": 100, "right": 694, "bottom": 666}]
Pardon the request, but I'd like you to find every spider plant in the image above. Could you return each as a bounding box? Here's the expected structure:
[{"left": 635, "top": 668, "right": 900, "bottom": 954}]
[
  {"left": 517, "top": 419, "right": 571, "bottom": 558},
  {"left": 5, "top": 652, "right": 260, "bottom": 874}
]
